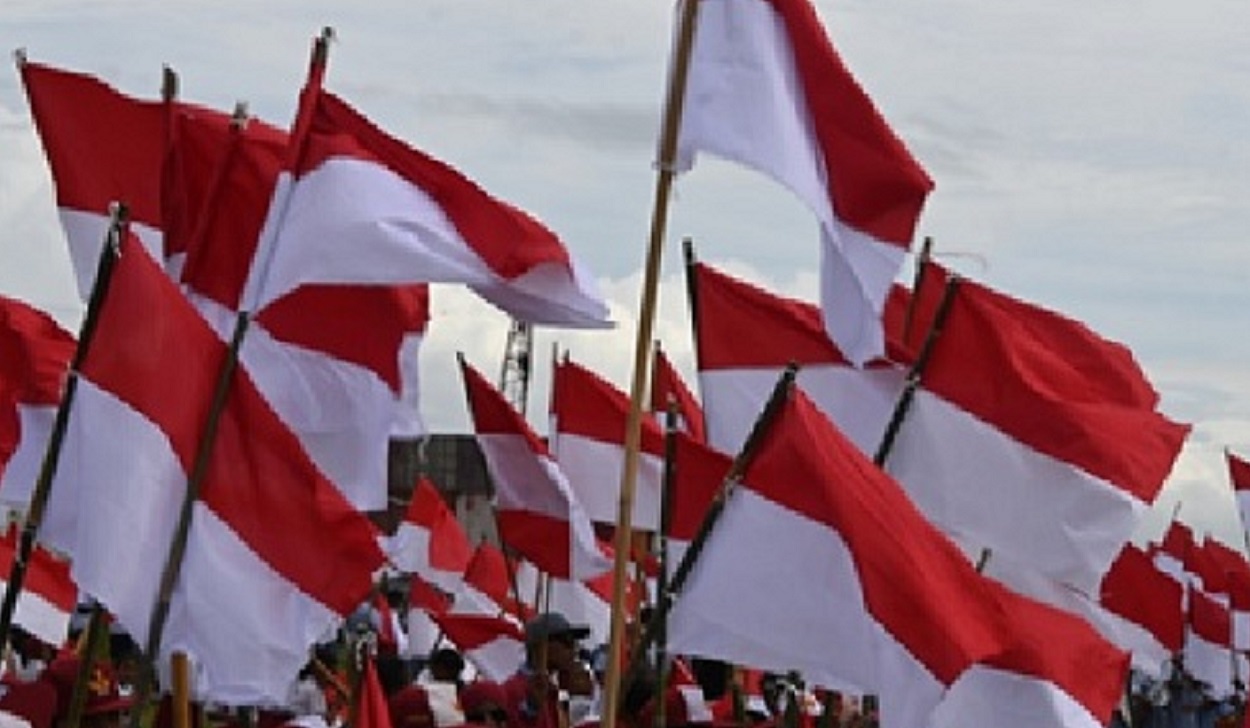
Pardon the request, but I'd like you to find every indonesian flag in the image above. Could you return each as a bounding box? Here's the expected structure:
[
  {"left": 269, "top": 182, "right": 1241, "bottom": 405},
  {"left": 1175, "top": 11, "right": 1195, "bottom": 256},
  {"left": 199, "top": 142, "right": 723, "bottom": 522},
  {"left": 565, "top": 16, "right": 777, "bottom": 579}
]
[
  {"left": 651, "top": 347, "right": 705, "bottom": 443},
  {"left": 1098, "top": 544, "right": 1184, "bottom": 676},
  {"left": 20, "top": 59, "right": 430, "bottom": 510},
  {"left": 665, "top": 435, "right": 734, "bottom": 570},
  {"left": 550, "top": 357, "right": 666, "bottom": 529},
  {"left": 1201, "top": 537, "right": 1250, "bottom": 650},
  {"left": 0, "top": 524, "right": 76, "bottom": 647},
  {"left": 356, "top": 658, "right": 395, "bottom": 728},
  {"left": 385, "top": 477, "right": 473, "bottom": 590},
  {"left": 0, "top": 295, "right": 75, "bottom": 510},
  {"left": 240, "top": 53, "right": 610, "bottom": 329},
  {"left": 460, "top": 358, "right": 613, "bottom": 581},
  {"left": 431, "top": 612, "right": 526, "bottom": 682},
  {"left": 667, "top": 384, "right": 1127, "bottom": 728},
  {"left": 671, "top": 0, "right": 932, "bottom": 365},
  {"left": 452, "top": 542, "right": 528, "bottom": 621},
  {"left": 1150, "top": 518, "right": 1194, "bottom": 586},
  {"left": 691, "top": 260, "right": 1189, "bottom": 592},
  {"left": 1185, "top": 586, "right": 1234, "bottom": 697},
  {"left": 1228, "top": 450, "right": 1250, "bottom": 535},
  {"left": 52, "top": 234, "right": 385, "bottom": 704}
]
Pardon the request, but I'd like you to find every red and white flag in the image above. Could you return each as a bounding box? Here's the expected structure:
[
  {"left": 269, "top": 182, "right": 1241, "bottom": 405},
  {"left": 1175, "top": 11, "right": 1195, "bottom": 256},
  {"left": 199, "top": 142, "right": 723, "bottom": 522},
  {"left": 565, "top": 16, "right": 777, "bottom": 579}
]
[
  {"left": 385, "top": 477, "right": 473, "bottom": 590},
  {"left": 1185, "top": 586, "right": 1234, "bottom": 697},
  {"left": 691, "top": 260, "right": 1189, "bottom": 592},
  {"left": 668, "top": 384, "right": 1126, "bottom": 728},
  {"left": 430, "top": 612, "right": 526, "bottom": 682},
  {"left": 461, "top": 359, "right": 612, "bottom": 581},
  {"left": 1227, "top": 450, "right": 1250, "bottom": 535},
  {"left": 671, "top": 0, "right": 933, "bottom": 365},
  {"left": 550, "top": 357, "right": 666, "bottom": 529},
  {"left": 0, "top": 295, "right": 75, "bottom": 513},
  {"left": 651, "top": 347, "right": 705, "bottom": 443},
  {"left": 1098, "top": 544, "right": 1184, "bottom": 676},
  {"left": 241, "top": 57, "right": 610, "bottom": 329},
  {"left": 1201, "top": 537, "right": 1250, "bottom": 650},
  {"left": 1150, "top": 518, "right": 1195, "bottom": 586},
  {"left": 0, "top": 524, "right": 76, "bottom": 647},
  {"left": 451, "top": 541, "right": 528, "bottom": 622},
  {"left": 52, "top": 234, "right": 385, "bottom": 704}
]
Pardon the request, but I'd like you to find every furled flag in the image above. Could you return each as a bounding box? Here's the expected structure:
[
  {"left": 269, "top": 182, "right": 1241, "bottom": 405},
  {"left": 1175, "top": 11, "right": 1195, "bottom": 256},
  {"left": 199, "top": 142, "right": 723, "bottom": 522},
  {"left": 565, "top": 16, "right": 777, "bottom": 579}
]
[
  {"left": 1227, "top": 450, "right": 1250, "bottom": 536},
  {"left": 20, "top": 59, "right": 431, "bottom": 510},
  {"left": 0, "top": 295, "right": 75, "bottom": 510},
  {"left": 550, "top": 357, "right": 667, "bottom": 529},
  {"left": 689, "top": 258, "right": 1189, "bottom": 592},
  {"left": 385, "top": 477, "right": 473, "bottom": 591},
  {"left": 0, "top": 524, "right": 76, "bottom": 647},
  {"left": 431, "top": 612, "right": 526, "bottom": 683},
  {"left": 460, "top": 358, "right": 613, "bottom": 581},
  {"left": 52, "top": 233, "right": 385, "bottom": 704},
  {"left": 667, "top": 383, "right": 1127, "bottom": 728},
  {"left": 240, "top": 49, "right": 610, "bottom": 329},
  {"left": 670, "top": 0, "right": 933, "bottom": 365},
  {"left": 650, "top": 347, "right": 705, "bottom": 443}
]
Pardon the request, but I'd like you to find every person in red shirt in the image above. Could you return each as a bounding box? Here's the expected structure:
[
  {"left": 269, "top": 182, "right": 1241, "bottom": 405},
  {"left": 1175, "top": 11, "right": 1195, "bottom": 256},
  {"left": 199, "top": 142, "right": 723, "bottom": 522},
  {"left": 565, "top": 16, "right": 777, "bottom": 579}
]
[{"left": 502, "top": 613, "right": 594, "bottom": 728}]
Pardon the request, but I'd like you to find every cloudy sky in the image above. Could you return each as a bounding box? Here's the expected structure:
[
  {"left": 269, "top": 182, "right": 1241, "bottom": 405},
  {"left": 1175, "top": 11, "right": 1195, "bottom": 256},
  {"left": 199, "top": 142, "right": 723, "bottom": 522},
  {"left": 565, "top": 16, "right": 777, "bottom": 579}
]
[{"left": 2, "top": 0, "right": 1248, "bottom": 543}]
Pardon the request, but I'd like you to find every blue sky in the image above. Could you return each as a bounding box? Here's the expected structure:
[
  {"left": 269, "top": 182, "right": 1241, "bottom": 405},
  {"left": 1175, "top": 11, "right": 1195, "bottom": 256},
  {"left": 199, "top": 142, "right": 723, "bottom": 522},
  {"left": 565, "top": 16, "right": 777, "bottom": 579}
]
[{"left": 1, "top": 0, "right": 1248, "bottom": 544}]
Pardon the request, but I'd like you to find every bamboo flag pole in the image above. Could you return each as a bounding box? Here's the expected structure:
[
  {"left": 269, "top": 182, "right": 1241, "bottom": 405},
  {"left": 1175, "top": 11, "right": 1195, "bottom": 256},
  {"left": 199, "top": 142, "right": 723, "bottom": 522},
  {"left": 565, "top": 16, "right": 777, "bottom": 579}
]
[
  {"left": 871, "top": 274, "right": 962, "bottom": 467},
  {"left": 601, "top": 2, "right": 702, "bottom": 727},
  {"left": 624, "top": 365, "right": 798, "bottom": 692},
  {"left": 64, "top": 602, "right": 110, "bottom": 728},
  {"left": 0, "top": 203, "right": 127, "bottom": 649},
  {"left": 126, "top": 310, "right": 251, "bottom": 728},
  {"left": 171, "top": 652, "right": 193, "bottom": 728}
]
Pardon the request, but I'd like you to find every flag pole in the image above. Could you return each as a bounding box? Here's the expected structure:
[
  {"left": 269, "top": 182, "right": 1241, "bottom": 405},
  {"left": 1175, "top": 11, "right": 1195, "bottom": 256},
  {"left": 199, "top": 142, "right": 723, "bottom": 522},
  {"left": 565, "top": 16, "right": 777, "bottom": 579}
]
[
  {"left": 0, "top": 203, "right": 128, "bottom": 649},
  {"left": 63, "top": 601, "right": 110, "bottom": 728},
  {"left": 872, "top": 274, "right": 962, "bottom": 467},
  {"left": 126, "top": 309, "right": 251, "bottom": 728},
  {"left": 625, "top": 365, "right": 799, "bottom": 691},
  {"left": 900, "top": 236, "right": 933, "bottom": 346},
  {"left": 602, "top": 1, "right": 702, "bottom": 725},
  {"left": 652, "top": 400, "right": 680, "bottom": 728}
]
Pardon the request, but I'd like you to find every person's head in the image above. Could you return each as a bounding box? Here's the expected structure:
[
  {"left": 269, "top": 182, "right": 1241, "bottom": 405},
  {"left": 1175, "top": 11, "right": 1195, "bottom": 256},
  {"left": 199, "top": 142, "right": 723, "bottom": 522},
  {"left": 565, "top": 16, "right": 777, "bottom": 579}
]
[
  {"left": 460, "top": 680, "right": 509, "bottom": 728},
  {"left": 427, "top": 648, "right": 465, "bottom": 684},
  {"left": 523, "top": 612, "right": 590, "bottom": 672}
]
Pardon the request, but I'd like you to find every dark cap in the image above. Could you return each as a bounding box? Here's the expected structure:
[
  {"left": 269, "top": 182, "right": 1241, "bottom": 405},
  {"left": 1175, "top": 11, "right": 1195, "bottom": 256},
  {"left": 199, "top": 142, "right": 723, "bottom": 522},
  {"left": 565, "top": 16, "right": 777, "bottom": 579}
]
[{"left": 524, "top": 612, "right": 590, "bottom": 645}]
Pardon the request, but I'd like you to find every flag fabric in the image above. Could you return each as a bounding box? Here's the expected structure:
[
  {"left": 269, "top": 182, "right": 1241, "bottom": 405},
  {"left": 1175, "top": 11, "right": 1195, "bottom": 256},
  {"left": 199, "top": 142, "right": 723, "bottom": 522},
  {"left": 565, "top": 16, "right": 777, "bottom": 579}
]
[
  {"left": 672, "top": 0, "right": 933, "bottom": 364},
  {"left": 667, "top": 384, "right": 1127, "bottom": 728},
  {"left": 1151, "top": 519, "right": 1195, "bottom": 587},
  {"left": 690, "top": 259, "right": 1189, "bottom": 592},
  {"left": 650, "top": 347, "right": 705, "bottom": 443},
  {"left": 1185, "top": 586, "right": 1234, "bottom": 697},
  {"left": 21, "top": 59, "right": 431, "bottom": 510},
  {"left": 460, "top": 358, "right": 613, "bottom": 581},
  {"left": 430, "top": 612, "right": 526, "bottom": 683},
  {"left": 0, "top": 524, "right": 76, "bottom": 647},
  {"left": 1228, "top": 450, "right": 1250, "bottom": 535},
  {"left": 240, "top": 65, "right": 610, "bottom": 329},
  {"left": 0, "top": 295, "right": 75, "bottom": 510},
  {"left": 356, "top": 658, "right": 395, "bottom": 728},
  {"left": 1201, "top": 538, "right": 1250, "bottom": 650},
  {"left": 550, "top": 357, "right": 667, "bottom": 529},
  {"left": 452, "top": 542, "right": 530, "bottom": 621},
  {"left": 52, "top": 234, "right": 384, "bottom": 703},
  {"left": 385, "top": 477, "right": 473, "bottom": 590},
  {"left": 1098, "top": 544, "right": 1185, "bottom": 675},
  {"left": 665, "top": 435, "right": 734, "bottom": 571}
]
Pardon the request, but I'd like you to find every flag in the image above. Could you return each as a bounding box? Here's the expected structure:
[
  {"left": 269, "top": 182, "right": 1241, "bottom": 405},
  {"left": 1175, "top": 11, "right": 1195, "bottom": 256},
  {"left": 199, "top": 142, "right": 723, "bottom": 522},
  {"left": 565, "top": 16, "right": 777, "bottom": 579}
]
[
  {"left": 385, "top": 477, "right": 473, "bottom": 590},
  {"left": 667, "top": 384, "right": 1126, "bottom": 728},
  {"left": 550, "top": 357, "right": 667, "bottom": 529},
  {"left": 356, "top": 658, "right": 395, "bottom": 728},
  {"left": 1185, "top": 586, "right": 1234, "bottom": 697},
  {"left": 54, "top": 233, "right": 384, "bottom": 703},
  {"left": 430, "top": 612, "right": 526, "bottom": 682},
  {"left": 0, "top": 524, "right": 76, "bottom": 647},
  {"left": 690, "top": 259, "right": 1189, "bottom": 592},
  {"left": 1098, "top": 544, "right": 1184, "bottom": 675},
  {"left": 1228, "top": 450, "right": 1250, "bottom": 535},
  {"left": 672, "top": 0, "right": 932, "bottom": 364},
  {"left": 241, "top": 64, "right": 610, "bottom": 329},
  {"left": 1201, "top": 538, "right": 1250, "bottom": 650},
  {"left": 453, "top": 542, "right": 528, "bottom": 621},
  {"left": 1150, "top": 518, "right": 1194, "bottom": 586},
  {"left": 460, "top": 358, "right": 613, "bottom": 580},
  {"left": 650, "top": 347, "right": 705, "bottom": 443},
  {"left": 0, "top": 295, "right": 75, "bottom": 510}
]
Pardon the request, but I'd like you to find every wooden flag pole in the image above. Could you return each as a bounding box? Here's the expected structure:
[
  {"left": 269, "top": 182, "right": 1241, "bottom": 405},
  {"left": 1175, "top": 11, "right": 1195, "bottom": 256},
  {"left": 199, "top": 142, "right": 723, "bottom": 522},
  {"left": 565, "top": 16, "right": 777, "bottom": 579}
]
[
  {"left": 0, "top": 204, "right": 127, "bottom": 649},
  {"left": 171, "top": 652, "right": 193, "bottom": 728},
  {"left": 624, "top": 365, "right": 798, "bottom": 693},
  {"left": 872, "top": 274, "right": 962, "bottom": 467},
  {"left": 601, "top": 1, "right": 702, "bottom": 727},
  {"left": 126, "top": 311, "right": 251, "bottom": 728},
  {"left": 63, "top": 602, "right": 110, "bottom": 728}
]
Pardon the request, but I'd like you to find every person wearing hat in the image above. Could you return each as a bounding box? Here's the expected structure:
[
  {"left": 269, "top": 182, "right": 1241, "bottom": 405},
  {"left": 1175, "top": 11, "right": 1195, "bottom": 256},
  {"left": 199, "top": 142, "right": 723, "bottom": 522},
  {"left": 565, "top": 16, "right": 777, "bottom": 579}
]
[{"left": 502, "top": 613, "right": 595, "bottom": 728}]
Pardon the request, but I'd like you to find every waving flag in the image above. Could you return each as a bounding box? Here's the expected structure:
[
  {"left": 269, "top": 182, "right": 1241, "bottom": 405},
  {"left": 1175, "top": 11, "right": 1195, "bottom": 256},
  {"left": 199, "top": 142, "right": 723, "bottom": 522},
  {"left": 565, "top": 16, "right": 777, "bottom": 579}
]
[
  {"left": 386, "top": 477, "right": 473, "bottom": 589},
  {"left": 650, "top": 347, "right": 705, "bottom": 443},
  {"left": 1227, "top": 450, "right": 1250, "bottom": 535},
  {"left": 241, "top": 59, "right": 610, "bottom": 329},
  {"left": 667, "top": 384, "right": 1126, "bottom": 728},
  {"left": 53, "top": 234, "right": 384, "bottom": 703},
  {"left": 460, "top": 359, "right": 612, "bottom": 581},
  {"left": 672, "top": 0, "right": 932, "bottom": 364},
  {"left": 690, "top": 259, "right": 1188, "bottom": 592},
  {"left": 551, "top": 357, "right": 666, "bottom": 529},
  {"left": 1098, "top": 544, "right": 1184, "bottom": 675},
  {"left": 431, "top": 612, "right": 526, "bottom": 682},
  {"left": 0, "top": 524, "right": 76, "bottom": 647},
  {"left": 0, "top": 296, "right": 75, "bottom": 510}
]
